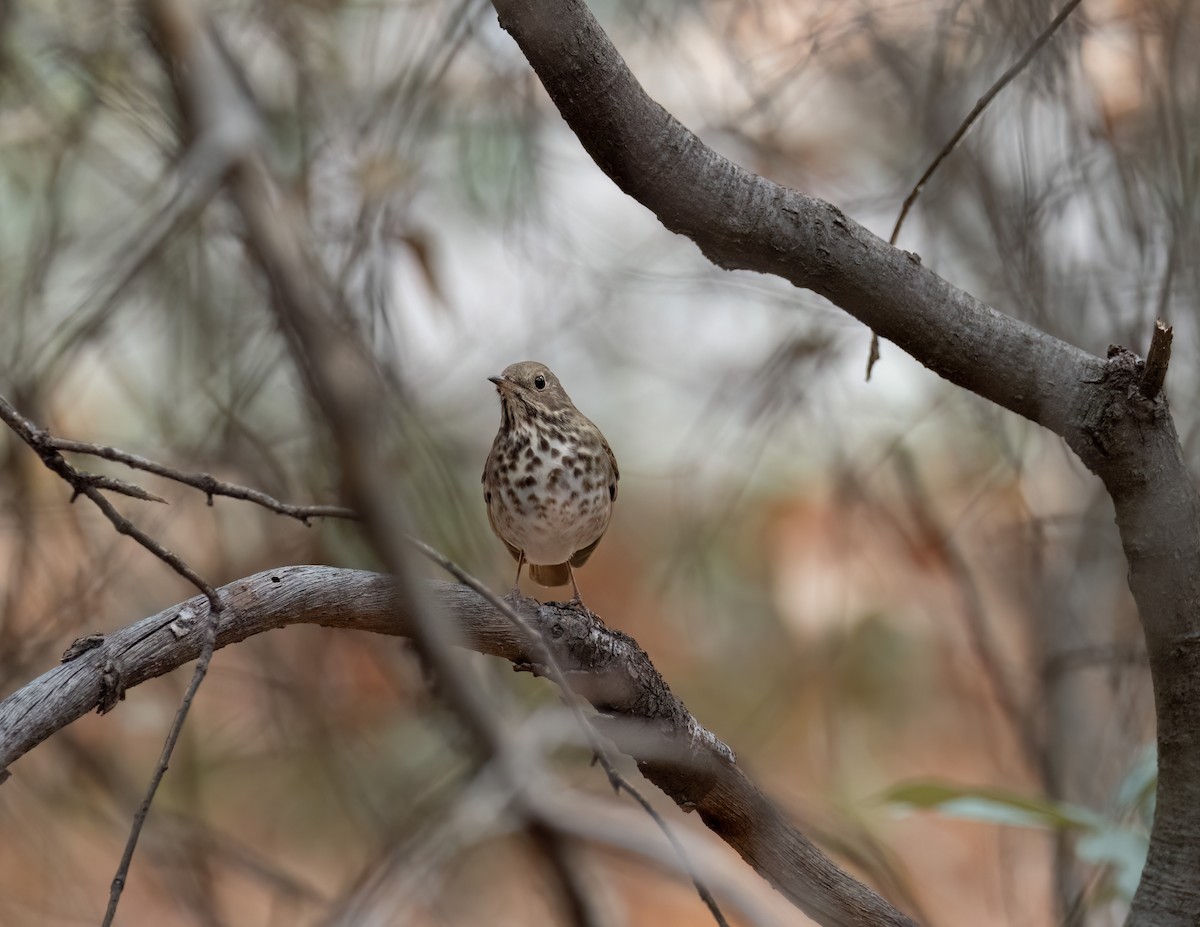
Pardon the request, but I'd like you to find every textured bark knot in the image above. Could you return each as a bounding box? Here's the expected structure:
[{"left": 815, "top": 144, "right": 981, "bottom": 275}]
[
  {"left": 1070, "top": 344, "right": 1167, "bottom": 477},
  {"left": 1104, "top": 344, "right": 1141, "bottom": 378},
  {"left": 98, "top": 659, "right": 127, "bottom": 715},
  {"left": 169, "top": 606, "right": 199, "bottom": 638},
  {"left": 61, "top": 634, "right": 106, "bottom": 662}
]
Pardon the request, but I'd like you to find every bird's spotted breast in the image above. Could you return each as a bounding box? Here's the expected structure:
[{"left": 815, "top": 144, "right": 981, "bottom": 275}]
[{"left": 485, "top": 422, "right": 612, "bottom": 566}]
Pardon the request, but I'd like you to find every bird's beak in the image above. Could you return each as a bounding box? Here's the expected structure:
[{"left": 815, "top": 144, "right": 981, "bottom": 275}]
[{"left": 488, "top": 374, "right": 511, "bottom": 390}]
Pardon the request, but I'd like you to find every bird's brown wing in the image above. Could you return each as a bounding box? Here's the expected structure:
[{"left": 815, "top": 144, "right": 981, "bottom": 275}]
[
  {"left": 486, "top": 503, "right": 522, "bottom": 562},
  {"left": 484, "top": 457, "right": 522, "bottom": 563},
  {"left": 600, "top": 433, "right": 619, "bottom": 502},
  {"left": 571, "top": 432, "right": 619, "bottom": 569},
  {"left": 569, "top": 533, "right": 603, "bottom": 568}
]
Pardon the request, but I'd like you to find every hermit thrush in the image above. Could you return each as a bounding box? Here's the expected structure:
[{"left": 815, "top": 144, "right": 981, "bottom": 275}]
[{"left": 483, "top": 361, "right": 619, "bottom": 606}]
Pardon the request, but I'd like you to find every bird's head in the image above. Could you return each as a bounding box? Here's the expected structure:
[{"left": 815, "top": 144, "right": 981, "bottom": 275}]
[{"left": 488, "top": 361, "right": 575, "bottom": 417}]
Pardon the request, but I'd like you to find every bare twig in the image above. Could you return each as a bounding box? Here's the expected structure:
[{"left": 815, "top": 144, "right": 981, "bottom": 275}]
[
  {"left": 888, "top": 0, "right": 1086, "bottom": 246},
  {"left": 69, "top": 471, "right": 167, "bottom": 504},
  {"left": 48, "top": 436, "right": 358, "bottom": 523},
  {"left": 866, "top": 331, "right": 881, "bottom": 381},
  {"left": 99, "top": 636, "right": 220, "bottom": 926},
  {"left": 865, "top": 0, "right": 1086, "bottom": 382},
  {"left": 606, "top": 763, "right": 732, "bottom": 927},
  {"left": 1139, "top": 319, "right": 1173, "bottom": 399},
  {"left": 0, "top": 394, "right": 224, "bottom": 927},
  {"left": 0, "top": 396, "right": 218, "bottom": 605}
]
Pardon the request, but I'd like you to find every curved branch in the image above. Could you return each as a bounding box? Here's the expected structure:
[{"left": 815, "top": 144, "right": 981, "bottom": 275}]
[
  {"left": 489, "top": 0, "right": 1105, "bottom": 440},
  {"left": 0, "top": 565, "right": 917, "bottom": 927}
]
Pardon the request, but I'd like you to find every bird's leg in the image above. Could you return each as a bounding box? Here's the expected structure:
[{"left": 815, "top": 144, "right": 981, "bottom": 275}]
[
  {"left": 567, "top": 564, "right": 584, "bottom": 609},
  {"left": 511, "top": 551, "right": 525, "bottom": 598}
]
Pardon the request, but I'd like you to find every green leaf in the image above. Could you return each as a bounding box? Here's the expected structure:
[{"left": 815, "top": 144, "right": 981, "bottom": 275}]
[
  {"left": 1114, "top": 744, "right": 1157, "bottom": 824},
  {"left": 882, "top": 781, "right": 1107, "bottom": 832},
  {"left": 1076, "top": 828, "right": 1148, "bottom": 901},
  {"left": 883, "top": 780, "right": 1149, "bottom": 901}
]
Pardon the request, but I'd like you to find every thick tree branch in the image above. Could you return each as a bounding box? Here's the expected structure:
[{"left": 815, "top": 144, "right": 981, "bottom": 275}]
[
  {"left": 485, "top": 2, "right": 1200, "bottom": 923},
  {"left": 0, "top": 566, "right": 917, "bottom": 927},
  {"left": 1092, "top": 354, "right": 1200, "bottom": 927},
  {"left": 489, "top": 0, "right": 1105, "bottom": 440}
]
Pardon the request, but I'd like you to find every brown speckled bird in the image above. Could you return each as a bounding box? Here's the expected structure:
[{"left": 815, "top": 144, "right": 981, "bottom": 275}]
[{"left": 483, "top": 361, "right": 619, "bottom": 605}]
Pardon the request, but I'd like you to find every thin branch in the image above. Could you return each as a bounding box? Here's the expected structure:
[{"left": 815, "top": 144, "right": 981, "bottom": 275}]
[
  {"left": 99, "top": 630, "right": 220, "bottom": 926},
  {"left": 866, "top": 331, "right": 881, "bottom": 381},
  {"left": 888, "top": 0, "right": 1086, "bottom": 246},
  {"left": 1139, "top": 319, "right": 1173, "bottom": 399},
  {"left": 606, "top": 763, "right": 732, "bottom": 927},
  {"left": 47, "top": 436, "right": 358, "bottom": 523},
  {"left": 70, "top": 471, "right": 168, "bottom": 504},
  {"left": 0, "top": 393, "right": 224, "bottom": 927},
  {"left": 0, "top": 397, "right": 216, "bottom": 599},
  {"left": 866, "top": 0, "right": 1086, "bottom": 382}
]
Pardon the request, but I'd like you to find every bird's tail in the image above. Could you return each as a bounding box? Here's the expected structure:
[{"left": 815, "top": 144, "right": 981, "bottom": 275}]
[{"left": 529, "top": 562, "right": 570, "bottom": 587}]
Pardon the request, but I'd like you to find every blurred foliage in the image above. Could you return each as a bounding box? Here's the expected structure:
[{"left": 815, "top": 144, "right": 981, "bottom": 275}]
[
  {"left": 886, "top": 742, "right": 1156, "bottom": 903},
  {"left": 1, "top": 0, "right": 1197, "bottom": 923}
]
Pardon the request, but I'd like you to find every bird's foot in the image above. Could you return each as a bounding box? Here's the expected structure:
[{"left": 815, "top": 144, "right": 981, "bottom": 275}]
[{"left": 512, "top": 659, "right": 547, "bottom": 678}]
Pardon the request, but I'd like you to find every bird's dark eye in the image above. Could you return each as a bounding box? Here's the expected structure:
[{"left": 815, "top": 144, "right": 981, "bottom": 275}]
[{"left": 534, "top": 374, "right": 546, "bottom": 390}]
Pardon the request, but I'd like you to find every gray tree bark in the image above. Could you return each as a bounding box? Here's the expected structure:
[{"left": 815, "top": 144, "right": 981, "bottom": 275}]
[{"left": 486, "top": 1, "right": 1200, "bottom": 924}]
